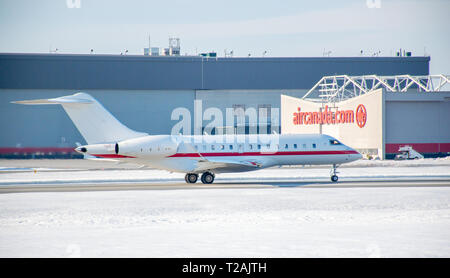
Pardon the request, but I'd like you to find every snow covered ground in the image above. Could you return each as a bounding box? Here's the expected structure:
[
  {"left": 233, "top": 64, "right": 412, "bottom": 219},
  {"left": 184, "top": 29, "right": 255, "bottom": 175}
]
[{"left": 0, "top": 159, "right": 449, "bottom": 257}]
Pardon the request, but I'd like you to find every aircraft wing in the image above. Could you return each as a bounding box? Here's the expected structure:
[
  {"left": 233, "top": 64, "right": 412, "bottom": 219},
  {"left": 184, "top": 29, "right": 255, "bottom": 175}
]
[
  {"left": 194, "top": 156, "right": 266, "bottom": 172},
  {"left": 178, "top": 141, "right": 271, "bottom": 172},
  {"left": 83, "top": 153, "right": 120, "bottom": 162}
]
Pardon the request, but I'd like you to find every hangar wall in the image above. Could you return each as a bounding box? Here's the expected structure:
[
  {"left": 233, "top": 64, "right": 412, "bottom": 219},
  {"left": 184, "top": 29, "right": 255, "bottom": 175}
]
[
  {"left": 384, "top": 92, "right": 450, "bottom": 156},
  {"left": 0, "top": 54, "right": 430, "bottom": 90}
]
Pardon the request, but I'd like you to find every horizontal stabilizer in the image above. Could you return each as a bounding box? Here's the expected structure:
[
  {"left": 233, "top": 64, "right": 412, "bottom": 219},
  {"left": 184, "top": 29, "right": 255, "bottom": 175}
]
[{"left": 12, "top": 95, "right": 93, "bottom": 105}]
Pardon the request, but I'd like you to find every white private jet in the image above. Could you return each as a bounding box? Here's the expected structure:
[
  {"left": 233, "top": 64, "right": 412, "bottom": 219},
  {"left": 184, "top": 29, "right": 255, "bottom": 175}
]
[{"left": 13, "top": 93, "right": 362, "bottom": 184}]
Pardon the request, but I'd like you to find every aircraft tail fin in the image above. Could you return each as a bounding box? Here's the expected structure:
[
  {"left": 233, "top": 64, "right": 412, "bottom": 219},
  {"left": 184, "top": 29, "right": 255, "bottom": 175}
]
[{"left": 12, "top": 93, "right": 147, "bottom": 144}]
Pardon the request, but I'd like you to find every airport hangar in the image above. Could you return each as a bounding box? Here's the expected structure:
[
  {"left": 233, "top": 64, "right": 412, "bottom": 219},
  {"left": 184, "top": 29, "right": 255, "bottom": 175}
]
[
  {"left": 281, "top": 75, "right": 450, "bottom": 159},
  {"left": 1, "top": 53, "right": 446, "bottom": 159}
]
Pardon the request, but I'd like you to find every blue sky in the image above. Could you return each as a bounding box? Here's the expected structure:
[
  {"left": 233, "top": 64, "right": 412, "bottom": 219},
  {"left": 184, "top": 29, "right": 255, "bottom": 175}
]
[{"left": 1, "top": 0, "right": 449, "bottom": 74}]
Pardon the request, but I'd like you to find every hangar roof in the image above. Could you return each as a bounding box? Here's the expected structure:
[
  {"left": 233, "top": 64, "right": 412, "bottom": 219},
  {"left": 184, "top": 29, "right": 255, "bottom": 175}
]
[{"left": 0, "top": 53, "right": 430, "bottom": 90}]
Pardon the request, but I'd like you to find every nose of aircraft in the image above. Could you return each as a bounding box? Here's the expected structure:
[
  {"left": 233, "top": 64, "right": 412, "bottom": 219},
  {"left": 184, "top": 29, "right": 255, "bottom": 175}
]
[
  {"left": 351, "top": 150, "right": 363, "bottom": 161},
  {"left": 345, "top": 145, "right": 363, "bottom": 161}
]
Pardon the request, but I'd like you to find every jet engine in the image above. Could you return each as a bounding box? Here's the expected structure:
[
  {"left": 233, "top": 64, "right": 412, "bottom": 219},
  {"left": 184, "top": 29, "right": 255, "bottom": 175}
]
[{"left": 75, "top": 143, "right": 116, "bottom": 156}]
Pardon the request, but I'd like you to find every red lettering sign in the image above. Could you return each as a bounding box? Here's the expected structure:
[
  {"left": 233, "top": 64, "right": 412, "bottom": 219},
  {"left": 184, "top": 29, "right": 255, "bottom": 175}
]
[
  {"left": 293, "top": 105, "right": 366, "bottom": 128},
  {"left": 355, "top": 104, "right": 367, "bottom": 128}
]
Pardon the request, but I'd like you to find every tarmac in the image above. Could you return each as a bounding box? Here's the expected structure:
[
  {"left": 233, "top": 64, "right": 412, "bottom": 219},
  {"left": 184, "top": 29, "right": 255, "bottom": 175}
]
[{"left": 1, "top": 159, "right": 449, "bottom": 193}]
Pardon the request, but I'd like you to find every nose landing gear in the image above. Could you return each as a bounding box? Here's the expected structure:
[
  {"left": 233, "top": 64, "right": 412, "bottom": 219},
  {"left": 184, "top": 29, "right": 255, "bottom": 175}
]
[{"left": 330, "top": 164, "right": 339, "bottom": 182}]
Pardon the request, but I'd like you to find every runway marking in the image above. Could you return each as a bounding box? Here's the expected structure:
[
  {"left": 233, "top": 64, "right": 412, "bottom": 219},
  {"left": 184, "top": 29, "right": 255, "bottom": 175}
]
[{"left": 1, "top": 178, "right": 449, "bottom": 194}]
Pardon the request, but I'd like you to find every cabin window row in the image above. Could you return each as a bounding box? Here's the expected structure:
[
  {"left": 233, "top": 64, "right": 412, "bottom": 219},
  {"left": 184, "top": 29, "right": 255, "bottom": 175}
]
[
  {"left": 140, "top": 146, "right": 173, "bottom": 152},
  {"left": 193, "top": 143, "right": 318, "bottom": 151}
]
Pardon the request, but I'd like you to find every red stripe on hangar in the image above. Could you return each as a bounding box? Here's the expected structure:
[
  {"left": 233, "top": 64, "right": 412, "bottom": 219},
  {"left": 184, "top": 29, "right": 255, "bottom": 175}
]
[{"left": 385, "top": 143, "right": 450, "bottom": 153}]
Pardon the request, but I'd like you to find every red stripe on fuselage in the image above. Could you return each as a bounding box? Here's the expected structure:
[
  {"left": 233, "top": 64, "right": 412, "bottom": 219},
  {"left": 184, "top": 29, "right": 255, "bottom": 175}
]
[
  {"left": 168, "top": 150, "right": 358, "bottom": 158},
  {"left": 92, "top": 150, "right": 358, "bottom": 159}
]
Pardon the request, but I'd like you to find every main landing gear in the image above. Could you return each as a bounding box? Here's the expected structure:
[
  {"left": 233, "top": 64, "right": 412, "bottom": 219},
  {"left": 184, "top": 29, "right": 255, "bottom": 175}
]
[
  {"left": 185, "top": 173, "right": 198, "bottom": 184},
  {"left": 185, "top": 172, "right": 215, "bottom": 184},
  {"left": 200, "top": 172, "right": 215, "bottom": 184},
  {"left": 330, "top": 164, "right": 339, "bottom": 182}
]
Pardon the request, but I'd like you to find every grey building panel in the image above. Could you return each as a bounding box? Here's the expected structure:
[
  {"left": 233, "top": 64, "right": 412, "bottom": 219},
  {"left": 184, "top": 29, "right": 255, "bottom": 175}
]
[
  {"left": 202, "top": 57, "right": 430, "bottom": 90},
  {"left": 385, "top": 92, "right": 450, "bottom": 102},
  {"left": 1, "top": 89, "right": 195, "bottom": 147},
  {"left": 196, "top": 90, "right": 285, "bottom": 110},
  {"left": 0, "top": 54, "right": 201, "bottom": 90},
  {"left": 385, "top": 94, "right": 450, "bottom": 144},
  {"left": 196, "top": 90, "right": 285, "bottom": 132},
  {"left": 0, "top": 54, "right": 430, "bottom": 90},
  {"left": 0, "top": 90, "right": 84, "bottom": 148},
  {"left": 196, "top": 89, "right": 308, "bottom": 127}
]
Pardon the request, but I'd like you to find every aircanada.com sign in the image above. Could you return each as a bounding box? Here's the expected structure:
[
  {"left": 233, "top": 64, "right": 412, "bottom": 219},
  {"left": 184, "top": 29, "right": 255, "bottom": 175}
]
[{"left": 293, "top": 104, "right": 367, "bottom": 128}]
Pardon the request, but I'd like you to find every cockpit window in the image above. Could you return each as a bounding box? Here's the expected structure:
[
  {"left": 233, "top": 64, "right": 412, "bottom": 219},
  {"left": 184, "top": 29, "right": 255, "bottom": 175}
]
[{"left": 330, "top": 139, "right": 342, "bottom": 145}]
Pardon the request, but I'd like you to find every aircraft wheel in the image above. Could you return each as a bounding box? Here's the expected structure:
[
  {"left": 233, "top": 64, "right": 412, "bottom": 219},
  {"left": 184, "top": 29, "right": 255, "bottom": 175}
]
[
  {"left": 331, "top": 175, "right": 338, "bottom": 182},
  {"left": 185, "top": 173, "right": 198, "bottom": 184},
  {"left": 201, "top": 172, "right": 215, "bottom": 184}
]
